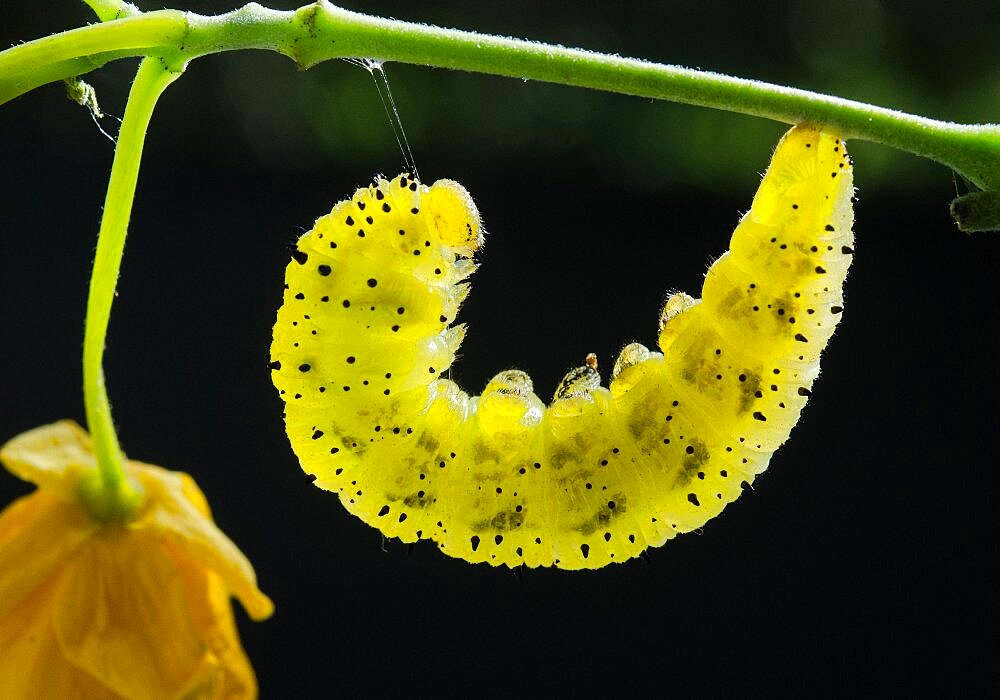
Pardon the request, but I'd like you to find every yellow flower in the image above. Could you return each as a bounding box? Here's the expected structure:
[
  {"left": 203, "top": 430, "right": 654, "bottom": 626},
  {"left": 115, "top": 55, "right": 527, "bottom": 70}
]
[{"left": 0, "top": 421, "right": 273, "bottom": 699}]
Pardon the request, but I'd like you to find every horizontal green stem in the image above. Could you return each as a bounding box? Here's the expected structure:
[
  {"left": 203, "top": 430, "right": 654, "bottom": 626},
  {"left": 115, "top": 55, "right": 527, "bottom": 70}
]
[
  {"left": 195, "top": 3, "right": 1000, "bottom": 193},
  {"left": 1, "top": 11, "right": 185, "bottom": 77},
  {"left": 2, "top": 2, "right": 999, "bottom": 227}
]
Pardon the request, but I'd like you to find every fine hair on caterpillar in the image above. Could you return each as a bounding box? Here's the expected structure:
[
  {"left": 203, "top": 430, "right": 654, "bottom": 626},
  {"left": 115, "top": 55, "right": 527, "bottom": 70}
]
[{"left": 271, "top": 125, "right": 854, "bottom": 570}]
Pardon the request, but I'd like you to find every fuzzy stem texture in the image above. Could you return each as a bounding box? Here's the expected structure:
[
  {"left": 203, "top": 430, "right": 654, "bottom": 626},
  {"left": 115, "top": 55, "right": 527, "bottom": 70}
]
[
  {"left": 1, "top": 1, "right": 997, "bottom": 226},
  {"left": 79, "top": 56, "right": 182, "bottom": 521}
]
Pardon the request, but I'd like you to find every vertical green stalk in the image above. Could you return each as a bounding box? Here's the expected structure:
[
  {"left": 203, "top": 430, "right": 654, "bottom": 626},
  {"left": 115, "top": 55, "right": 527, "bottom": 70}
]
[{"left": 79, "top": 57, "right": 181, "bottom": 521}]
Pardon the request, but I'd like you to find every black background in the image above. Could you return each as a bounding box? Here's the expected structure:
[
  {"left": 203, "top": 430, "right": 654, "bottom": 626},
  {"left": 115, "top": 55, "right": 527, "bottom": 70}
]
[{"left": 2, "top": 1, "right": 999, "bottom": 695}]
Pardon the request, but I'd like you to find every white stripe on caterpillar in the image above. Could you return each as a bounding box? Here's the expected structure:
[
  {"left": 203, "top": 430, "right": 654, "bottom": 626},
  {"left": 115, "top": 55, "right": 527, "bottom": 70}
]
[{"left": 271, "top": 125, "right": 854, "bottom": 569}]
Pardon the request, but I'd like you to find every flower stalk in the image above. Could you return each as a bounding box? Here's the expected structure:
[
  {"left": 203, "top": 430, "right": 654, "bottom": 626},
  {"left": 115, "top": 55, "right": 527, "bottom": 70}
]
[
  {"left": 79, "top": 56, "right": 183, "bottom": 521},
  {"left": 1, "top": 2, "right": 999, "bottom": 228}
]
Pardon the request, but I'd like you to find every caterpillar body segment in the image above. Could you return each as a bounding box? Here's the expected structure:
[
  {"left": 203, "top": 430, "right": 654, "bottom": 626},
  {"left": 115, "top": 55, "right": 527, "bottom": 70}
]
[{"left": 271, "top": 126, "right": 854, "bottom": 569}]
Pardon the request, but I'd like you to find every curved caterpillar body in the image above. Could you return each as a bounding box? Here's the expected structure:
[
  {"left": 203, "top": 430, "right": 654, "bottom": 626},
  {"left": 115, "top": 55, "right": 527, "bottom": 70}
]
[{"left": 271, "top": 125, "right": 854, "bottom": 569}]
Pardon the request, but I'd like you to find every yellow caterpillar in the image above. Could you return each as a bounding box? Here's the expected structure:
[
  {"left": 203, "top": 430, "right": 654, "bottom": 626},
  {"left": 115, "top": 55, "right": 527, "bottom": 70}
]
[{"left": 270, "top": 124, "right": 854, "bottom": 569}]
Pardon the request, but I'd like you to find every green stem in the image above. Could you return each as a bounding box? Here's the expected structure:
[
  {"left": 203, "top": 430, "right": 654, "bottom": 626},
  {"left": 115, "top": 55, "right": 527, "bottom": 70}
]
[
  {"left": 1, "top": 1, "right": 999, "bottom": 229},
  {"left": 0, "top": 11, "right": 185, "bottom": 81},
  {"left": 79, "top": 56, "right": 181, "bottom": 521},
  {"left": 82, "top": 0, "right": 141, "bottom": 23}
]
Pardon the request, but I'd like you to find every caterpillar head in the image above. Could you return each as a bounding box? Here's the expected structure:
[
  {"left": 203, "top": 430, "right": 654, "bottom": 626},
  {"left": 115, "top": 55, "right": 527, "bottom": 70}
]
[{"left": 424, "top": 179, "right": 484, "bottom": 256}]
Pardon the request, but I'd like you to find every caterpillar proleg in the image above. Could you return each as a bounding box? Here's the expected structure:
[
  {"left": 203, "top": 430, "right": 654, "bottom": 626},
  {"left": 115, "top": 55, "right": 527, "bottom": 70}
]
[{"left": 271, "top": 125, "right": 854, "bottom": 569}]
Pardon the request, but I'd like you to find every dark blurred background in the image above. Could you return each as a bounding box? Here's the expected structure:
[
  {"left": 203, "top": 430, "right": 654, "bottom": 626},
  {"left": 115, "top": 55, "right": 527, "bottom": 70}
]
[{"left": 2, "top": 1, "right": 999, "bottom": 695}]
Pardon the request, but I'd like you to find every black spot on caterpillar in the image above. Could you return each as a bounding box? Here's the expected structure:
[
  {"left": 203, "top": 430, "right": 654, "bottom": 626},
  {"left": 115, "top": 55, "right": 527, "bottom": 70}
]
[{"left": 271, "top": 125, "right": 854, "bottom": 569}]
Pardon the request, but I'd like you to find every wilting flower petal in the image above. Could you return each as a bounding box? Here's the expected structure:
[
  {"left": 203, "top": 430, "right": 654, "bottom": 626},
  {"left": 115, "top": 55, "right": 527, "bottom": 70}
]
[{"left": 0, "top": 421, "right": 273, "bottom": 699}]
